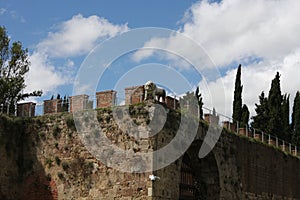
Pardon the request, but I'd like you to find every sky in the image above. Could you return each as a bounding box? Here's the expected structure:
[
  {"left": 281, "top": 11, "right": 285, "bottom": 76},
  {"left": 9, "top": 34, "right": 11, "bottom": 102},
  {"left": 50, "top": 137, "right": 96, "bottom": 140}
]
[{"left": 1, "top": 0, "right": 300, "bottom": 120}]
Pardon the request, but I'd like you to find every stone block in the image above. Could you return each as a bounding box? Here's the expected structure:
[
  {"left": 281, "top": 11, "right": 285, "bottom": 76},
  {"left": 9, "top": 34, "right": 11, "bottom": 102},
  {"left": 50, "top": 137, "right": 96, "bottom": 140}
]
[
  {"left": 165, "top": 96, "right": 179, "bottom": 110},
  {"left": 44, "top": 99, "right": 63, "bottom": 114},
  {"left": 96, "top": 90, "right": 116, "bottom": 108},
  {"left": 69, "top": 94, "right": 90, "bottom": 112},
  {"left": 17, "top": 102, "right": 36, "bottom": 117},
  {"left": 125, "top": 85, "right": 145, "bottom": 105}
]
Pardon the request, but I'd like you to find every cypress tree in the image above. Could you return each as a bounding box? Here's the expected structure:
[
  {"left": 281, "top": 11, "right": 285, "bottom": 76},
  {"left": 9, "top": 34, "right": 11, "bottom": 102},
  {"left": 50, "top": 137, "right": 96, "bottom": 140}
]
[
  {"left": 195, "top": 86, "right": 204, "bottom": 120},
  {"left": 291, "top": 91, "right": 300, "bottom": 146},
  {"left": 241, "top": 104, "right": 250, "bottom": 127},
  {"left": 267, "top": 72, "right": 283, "bottom": 137},
  {"left": 232, "top": 64, "right": 243, "bottom": 123},
  {"left": 251, "top": 91, "right": 269, "bottom": 133},
  {"left": 282, "top": 94, "right": 290, "bottom": 141}
]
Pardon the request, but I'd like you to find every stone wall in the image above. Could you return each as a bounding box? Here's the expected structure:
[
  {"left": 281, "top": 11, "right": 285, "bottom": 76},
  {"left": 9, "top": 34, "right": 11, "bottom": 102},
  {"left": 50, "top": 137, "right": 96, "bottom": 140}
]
[
  {"left": 96, "top": 90, "right": 116, "bottom": 108},
  {"left": 165, "top": 96, "right": 179, "bottom": 110},
  {"left": 44, "top": 99, "right": 63, "bottom": 114},
  {"left": 69, "top": 95, "right": 91, "bottom": 112},
  {"left": 1, "top": 102, "right": 300, "bottom": 199},
  {"left": 17, "top": 102, "right": 36, "bottom": 117},
  {"left": 125, "top": 85, "right": 145, "bottom": 105}
]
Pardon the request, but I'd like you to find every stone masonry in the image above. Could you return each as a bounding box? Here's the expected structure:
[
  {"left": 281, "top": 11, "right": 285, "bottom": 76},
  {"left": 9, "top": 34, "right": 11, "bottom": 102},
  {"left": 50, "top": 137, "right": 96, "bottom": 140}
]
[
  {"left": 165, "top": 96, "right": 179, "bottom": 110},
  {"left": 17, "top": 102, "right": 36, "bottom": 117},
  {"left": 96, "top": 90, "right": 116, "bottom": 108},
  {"left": 44, "top": 99, "right": 63, "bottom": 114},
  {"left": 125, "top": 85, "right": 145, "bottom": 105},
  {"left": 69, "top": 94, "right": 90, "bottom": 112},
  {"left": 1, "top": 103, "right": 300, "bottom": 199}
]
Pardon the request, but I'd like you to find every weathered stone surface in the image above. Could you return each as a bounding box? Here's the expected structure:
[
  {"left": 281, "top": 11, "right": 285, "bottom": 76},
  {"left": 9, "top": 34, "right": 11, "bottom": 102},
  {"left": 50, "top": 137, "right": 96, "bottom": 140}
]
[{"left": 0, "top": 103, "right": 300, "bottom": 200}]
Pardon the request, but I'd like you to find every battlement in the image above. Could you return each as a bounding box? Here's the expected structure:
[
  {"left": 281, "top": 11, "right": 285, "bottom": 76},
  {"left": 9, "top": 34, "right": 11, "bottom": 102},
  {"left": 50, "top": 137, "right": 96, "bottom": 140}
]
[{"left": 17, "top": 84, "right": 180, "bottom": 115}]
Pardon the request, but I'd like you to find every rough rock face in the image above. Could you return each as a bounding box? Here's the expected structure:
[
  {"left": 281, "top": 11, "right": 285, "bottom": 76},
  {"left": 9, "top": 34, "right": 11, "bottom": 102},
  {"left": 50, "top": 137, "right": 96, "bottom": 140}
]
[
  {"left": 1, "top": 102, "right": 300, "bottom": 200},
  {"left": 0, "top": 104, "right": 156, "bottom": 200}
]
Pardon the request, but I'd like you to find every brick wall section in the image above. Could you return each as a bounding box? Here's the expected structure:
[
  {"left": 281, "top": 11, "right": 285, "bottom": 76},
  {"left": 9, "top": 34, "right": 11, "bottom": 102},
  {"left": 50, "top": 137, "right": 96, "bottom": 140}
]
[
  {"left": 44, "top": 99, "right": 63, "bottom": 114},
  {"left": 17, "top": 102, "right": 36, "bottom": 117},
  {"left": 235, "top": 136, "right": 300, "bottom": 199},
  {"left": 165, "top": 96, "right": 179, "bottom": 109},
  {"left": 69, "top": 94, "right": 89, "bottom": 112},
  {"left": 125, "top": 85, "right": 145, "bottom": 105},
  {"left": 96, "top": 90, "right": 116, "bottom": 108}
]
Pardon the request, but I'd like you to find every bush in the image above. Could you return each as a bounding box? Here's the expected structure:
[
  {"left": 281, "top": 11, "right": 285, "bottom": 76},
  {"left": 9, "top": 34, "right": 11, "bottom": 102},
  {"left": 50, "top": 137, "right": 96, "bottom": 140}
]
[
  {"left": 66, "top": 115, "right": 75, "bottom": 130},
  {"left": 52, "top": 125, "right": 61, "bottom": 138}
]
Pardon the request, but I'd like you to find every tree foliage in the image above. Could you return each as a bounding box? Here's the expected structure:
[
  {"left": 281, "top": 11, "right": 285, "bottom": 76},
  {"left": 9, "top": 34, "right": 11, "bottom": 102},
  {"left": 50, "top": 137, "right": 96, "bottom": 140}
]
[
  {"left": 0, "top": 26, "right": 42, "bottom": 114},
  {"left": 251, "top": 91, "right": 269, "bottom": 133},
  {"left": 195, "top": 86, "right": 204, "bottom": 120},
  {"left": 291, "top": 91, "right": 300, "bottom": 146},
  {"left": 241, "top": 104, "right": 249, "bottom": 127},
  {"left": 267, "top": 72, "right": 283, "bottom": 137},
  {"left": 232, "top": 64, "right": 243, "bottom": 123},
  {"left": 282, "top": 94, "right": 290, "bottom": 140}
]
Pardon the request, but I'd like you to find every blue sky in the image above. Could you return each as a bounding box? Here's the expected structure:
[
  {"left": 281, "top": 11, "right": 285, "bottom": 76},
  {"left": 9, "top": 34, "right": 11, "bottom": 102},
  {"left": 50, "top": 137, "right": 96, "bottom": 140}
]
[{"left": 1, "top": 0, "right": 300, "bottom": 118}]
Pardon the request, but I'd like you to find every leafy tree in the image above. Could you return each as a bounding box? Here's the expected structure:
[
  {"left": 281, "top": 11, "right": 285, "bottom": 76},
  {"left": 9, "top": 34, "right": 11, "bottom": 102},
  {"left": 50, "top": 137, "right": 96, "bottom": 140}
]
[
  {"left": 241, "top": 104, "right": 250, "bottom": 127},
  {"left": 195, "top": 86, "right": 204, "bottom": 119},
  {"left": 282, "top": 94, "right": 290, "bottom": 141},
  {"left": 291, "top": 91, "right": 300, "bottom": 146},
  {"left": 232, "top": 64, "right": 243, "bottom": 123},
  {"left": 0, "top": 26, "right": 42, "bottom": 114},
  {"left": 267, "top": 72, "right": 283, "bottom": 137},
  {"left": 251, "top": 91, "right": 269, "bottom": 133}
]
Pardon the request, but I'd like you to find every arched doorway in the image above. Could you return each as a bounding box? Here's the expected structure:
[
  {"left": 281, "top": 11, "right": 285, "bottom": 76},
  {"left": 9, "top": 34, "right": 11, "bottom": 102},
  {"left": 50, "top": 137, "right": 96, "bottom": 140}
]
[
  {"left": 179, "top": 154, "right": 197, "bottom": 199},
  {"left": 179, "top": 141, "right": 220, "bottom": 200}
]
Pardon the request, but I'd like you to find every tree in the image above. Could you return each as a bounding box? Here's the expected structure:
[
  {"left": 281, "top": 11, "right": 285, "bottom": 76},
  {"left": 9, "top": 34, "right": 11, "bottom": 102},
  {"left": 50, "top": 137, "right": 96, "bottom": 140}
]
[
  {"left": 241, "top": 104, "right": 250, "bottom": 127},
  {"left": 62, "top": 95, "right": 69, "bottom": 112},
  {"left": 0, "top": 26, "right": 42, "bottom": 114},
  {"left": 282, "top": 94, "right": 290, "bottom": 141},
  {"left": 267, "top": 72, "right": 283, "bottom": 137},
  {"left": 195, "top": 86, "right": 204, "bottom": 119},
  {"left": 251, "top": 91, "right": 269, "bottom": 133},
  {"left": 291, "top": 91, "right": 300, "bottom": 146},
  {"left": 232, "top": 64, "right": 243, "bottom": 123}
]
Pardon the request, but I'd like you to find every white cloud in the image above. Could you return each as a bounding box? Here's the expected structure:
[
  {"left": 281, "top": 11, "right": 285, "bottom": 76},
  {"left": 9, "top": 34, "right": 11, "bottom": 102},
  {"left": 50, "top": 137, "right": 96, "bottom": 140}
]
[
  {"left": 201, "top": 49, "right": 300, "bottom": 120},
  {"left": 0, "top": 8, "right": 6, "bottom": 15},
  {"left": 37, "top": 14, "right": 129, "bottom": 58},
  {"left": 134, "top": 0, "right": 300, "bottom": 67},
  {"left": 180, "top": 0, "right": 300, "bottom": 67},
  {"left": 24, "top": 52, "right": 67, "bottom": 96},
  {"left": 23, "top": 14, "right": 129, "bottom": 101},
  {"left": 131, "top": 0, "right": 300, "bottom": 120}
]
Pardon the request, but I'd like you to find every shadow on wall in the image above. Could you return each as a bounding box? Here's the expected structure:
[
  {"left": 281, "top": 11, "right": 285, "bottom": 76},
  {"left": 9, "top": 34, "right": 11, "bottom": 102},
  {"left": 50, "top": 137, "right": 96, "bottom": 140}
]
[
  {"left": 0, "top": 115, "right": 57, "bottom": 200},
  {"left": 179, "top": 140, "right": 220, "bottom": 200}
]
